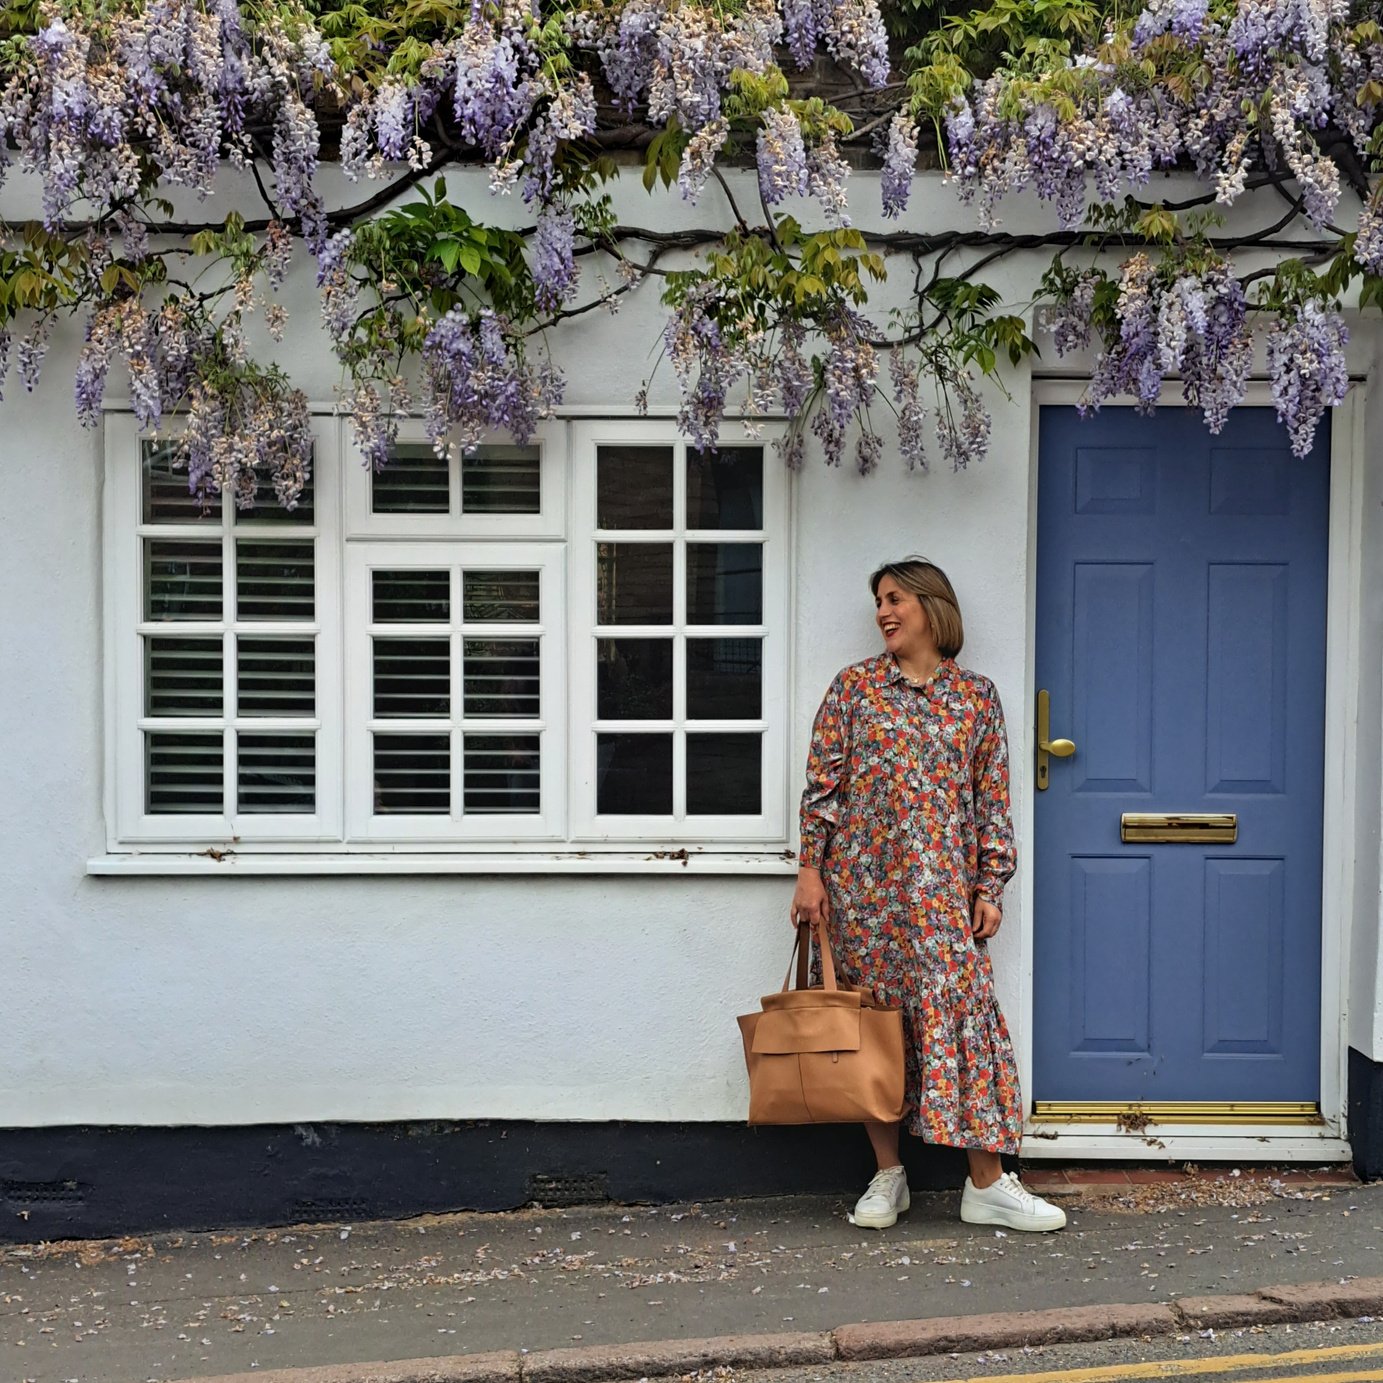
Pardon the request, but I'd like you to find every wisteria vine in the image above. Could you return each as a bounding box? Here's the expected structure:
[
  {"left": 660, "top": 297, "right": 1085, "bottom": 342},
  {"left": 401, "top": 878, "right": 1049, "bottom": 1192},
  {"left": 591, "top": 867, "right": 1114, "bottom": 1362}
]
[{"left": 0, "top": 0, "right": 1378, "bottom": 507}]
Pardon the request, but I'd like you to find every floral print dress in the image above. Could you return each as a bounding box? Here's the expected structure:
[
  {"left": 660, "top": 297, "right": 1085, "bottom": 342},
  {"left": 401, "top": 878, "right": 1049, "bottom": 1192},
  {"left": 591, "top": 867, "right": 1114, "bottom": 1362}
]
[{"left": 799, "top": 654, "right": 1022, "bottom": 1154}]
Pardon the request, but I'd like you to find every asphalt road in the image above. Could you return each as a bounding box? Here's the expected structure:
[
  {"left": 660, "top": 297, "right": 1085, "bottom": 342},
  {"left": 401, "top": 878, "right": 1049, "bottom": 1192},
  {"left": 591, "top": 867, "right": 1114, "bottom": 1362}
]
[{"left": 729, "top": 1318, "right": 1383, "bottom": 1383}]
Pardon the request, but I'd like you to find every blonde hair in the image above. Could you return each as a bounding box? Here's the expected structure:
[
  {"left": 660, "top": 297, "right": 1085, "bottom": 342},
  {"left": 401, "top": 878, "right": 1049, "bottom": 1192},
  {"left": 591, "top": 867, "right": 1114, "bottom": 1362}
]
[{"left": 868, "top": 557, "right": 965, "bottom": 659}]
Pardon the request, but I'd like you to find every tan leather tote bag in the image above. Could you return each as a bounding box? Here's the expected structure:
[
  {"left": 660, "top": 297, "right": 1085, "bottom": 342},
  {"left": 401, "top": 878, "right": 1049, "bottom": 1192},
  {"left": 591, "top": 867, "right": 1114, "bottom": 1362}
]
[{"left": 737, "top": 923, "right": 906, "bottom": 1125}]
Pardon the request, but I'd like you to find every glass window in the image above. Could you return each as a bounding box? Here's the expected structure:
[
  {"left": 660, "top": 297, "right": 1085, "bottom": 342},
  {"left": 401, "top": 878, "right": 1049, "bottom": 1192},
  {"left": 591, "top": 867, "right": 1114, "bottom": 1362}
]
[{"left": 586, "top": 435, "right": 770, "bottom": 827}]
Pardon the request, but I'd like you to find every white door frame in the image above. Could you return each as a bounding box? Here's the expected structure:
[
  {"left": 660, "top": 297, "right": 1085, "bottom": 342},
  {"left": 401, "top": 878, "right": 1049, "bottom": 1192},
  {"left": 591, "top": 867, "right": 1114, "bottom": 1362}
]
[{"left": 1018, "top": 379, "right": 1360, "bottom": 1162}]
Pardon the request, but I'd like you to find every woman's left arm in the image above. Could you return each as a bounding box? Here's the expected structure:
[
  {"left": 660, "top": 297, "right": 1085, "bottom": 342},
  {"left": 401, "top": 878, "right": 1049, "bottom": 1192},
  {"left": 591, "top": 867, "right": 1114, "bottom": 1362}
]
[{"left": 972, "top": 686, "right": 1018, "bottom": 928}]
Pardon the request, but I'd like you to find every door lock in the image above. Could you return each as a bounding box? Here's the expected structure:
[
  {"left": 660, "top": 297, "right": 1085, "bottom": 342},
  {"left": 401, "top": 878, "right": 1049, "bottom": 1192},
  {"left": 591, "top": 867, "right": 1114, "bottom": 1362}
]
[{"left": 1036, "top": 688, "right": 1076, "bottom": 791}]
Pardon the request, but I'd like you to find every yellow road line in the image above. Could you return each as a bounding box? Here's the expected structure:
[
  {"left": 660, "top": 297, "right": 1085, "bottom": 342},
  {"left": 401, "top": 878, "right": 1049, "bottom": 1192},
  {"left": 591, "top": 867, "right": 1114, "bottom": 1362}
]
[
  {"left": 1222, "top": 1372, "right": 1383, "bottom": 1383},
  {"left": 926, "top": 1339, "right": 1383, "bottom": 1383}
]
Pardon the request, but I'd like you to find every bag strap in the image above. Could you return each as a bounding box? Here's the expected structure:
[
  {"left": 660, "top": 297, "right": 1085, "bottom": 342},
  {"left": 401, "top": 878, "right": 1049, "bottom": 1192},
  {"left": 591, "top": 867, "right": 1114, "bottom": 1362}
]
[{"left": 781, "top": 922, "right": 839, "bottom": 993}]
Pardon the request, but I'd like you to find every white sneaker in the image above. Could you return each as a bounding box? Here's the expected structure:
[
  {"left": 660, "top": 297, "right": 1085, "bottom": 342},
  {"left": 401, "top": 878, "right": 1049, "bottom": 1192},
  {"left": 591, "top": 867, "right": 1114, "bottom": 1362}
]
[
  {"left": 960, "top": 1171, "right": 1066, "bottom": 1232},
  {"left": 850, "top": 1164, "right": 910, "bottom": 1229}
]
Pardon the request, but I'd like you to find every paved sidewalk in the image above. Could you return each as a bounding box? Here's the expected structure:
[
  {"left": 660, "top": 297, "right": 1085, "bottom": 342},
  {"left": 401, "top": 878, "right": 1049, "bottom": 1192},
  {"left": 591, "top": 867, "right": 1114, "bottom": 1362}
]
[{"left": 1, "top": 1172, "right": 1379, "bottom": 1383}]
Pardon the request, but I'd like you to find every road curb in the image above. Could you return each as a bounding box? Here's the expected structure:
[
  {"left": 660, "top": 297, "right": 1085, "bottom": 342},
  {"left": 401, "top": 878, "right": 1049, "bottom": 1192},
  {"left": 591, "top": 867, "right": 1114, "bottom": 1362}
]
[{"left": 173, "top": 1276, "right": 1383, "bottom": 1383}]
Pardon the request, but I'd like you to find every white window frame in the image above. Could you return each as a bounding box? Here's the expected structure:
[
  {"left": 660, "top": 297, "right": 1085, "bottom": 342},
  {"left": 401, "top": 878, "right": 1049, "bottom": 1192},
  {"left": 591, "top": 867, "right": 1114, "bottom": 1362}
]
[
  {"left": 344, "top": 417, "right": 566, "bottom": 540},
  {"left": 104, "top": 411, "right": 343, "bottom": 846},
  {"left": 568, "top": 420, "right": 790, "bottom": 844},
  {"left": 343, "top": 541, "right": 566, "bottom": 842},
  {"left": 104, "top": 412, "right": 791, "bottom": 859}
]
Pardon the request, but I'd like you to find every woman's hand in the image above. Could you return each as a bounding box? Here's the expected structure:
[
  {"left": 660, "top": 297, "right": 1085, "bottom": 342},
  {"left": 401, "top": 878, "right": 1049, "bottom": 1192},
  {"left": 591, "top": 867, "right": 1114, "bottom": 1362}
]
[
  {"left": 791, "top": 865, "right": 830, "bottom": 930},
  {"left": 971, "top": 896, "right": 1002, "bottom": 941}
]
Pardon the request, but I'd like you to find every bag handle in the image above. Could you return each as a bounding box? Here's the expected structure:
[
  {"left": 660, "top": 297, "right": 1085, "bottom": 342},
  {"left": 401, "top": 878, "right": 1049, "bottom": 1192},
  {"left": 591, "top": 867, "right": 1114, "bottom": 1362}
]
[{"left": 781, "top": 921, "right": 839, "bottom": 993}]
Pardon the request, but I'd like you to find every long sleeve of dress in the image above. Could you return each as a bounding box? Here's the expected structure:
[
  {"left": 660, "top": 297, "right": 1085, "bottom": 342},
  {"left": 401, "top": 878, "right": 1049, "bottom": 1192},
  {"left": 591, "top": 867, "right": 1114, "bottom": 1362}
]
[
  {"left": 799, "top": 674, "right": 851, "bottom": 868},
  {"left": 972, "top": 688, "right": 1017, "bottom": 905}
]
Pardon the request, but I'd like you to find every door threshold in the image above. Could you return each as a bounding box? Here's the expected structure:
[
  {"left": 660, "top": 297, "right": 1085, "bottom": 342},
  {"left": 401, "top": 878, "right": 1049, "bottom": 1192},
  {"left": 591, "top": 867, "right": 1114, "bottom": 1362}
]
[
  {"left": 1032, "top": 1100, "right": 1323, "bottom": 1125},
  {"left": 1021, "top": 1122, "right": 1351, "bottom": 1162}
]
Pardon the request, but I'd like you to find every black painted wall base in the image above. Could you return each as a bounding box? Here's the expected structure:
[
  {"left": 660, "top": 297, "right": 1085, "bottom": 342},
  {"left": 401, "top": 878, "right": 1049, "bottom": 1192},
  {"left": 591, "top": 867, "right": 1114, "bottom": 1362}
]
[
  {"left": 9, "top": 1072, "right": 1378, "bottom": 1246},
  {"left": 0, "top": 1122, "right": 976, "bottom": 1244},
  {"left": 1349, "top": 1046, "right": 1383, "bottom": 1182}
]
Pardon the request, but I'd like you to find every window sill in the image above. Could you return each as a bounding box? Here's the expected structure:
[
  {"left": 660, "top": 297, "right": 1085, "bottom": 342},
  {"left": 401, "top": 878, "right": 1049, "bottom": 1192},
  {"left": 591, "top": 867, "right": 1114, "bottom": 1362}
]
[{"left": 87, "top": 851, "right": 800, "bottom": 877}]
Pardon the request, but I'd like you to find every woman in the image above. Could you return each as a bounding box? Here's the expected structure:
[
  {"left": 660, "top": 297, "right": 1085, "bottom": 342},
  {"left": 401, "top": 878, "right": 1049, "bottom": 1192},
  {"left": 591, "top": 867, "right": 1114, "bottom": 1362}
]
[{"left": 791, "top": 557, "right": 1065, "bottom": 1234}]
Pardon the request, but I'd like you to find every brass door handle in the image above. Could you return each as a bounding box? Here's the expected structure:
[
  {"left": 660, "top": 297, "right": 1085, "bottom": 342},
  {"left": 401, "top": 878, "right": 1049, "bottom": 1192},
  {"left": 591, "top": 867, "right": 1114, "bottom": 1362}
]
[{"left": 1036, "top": 689, "right": 1076, "bottom": 791}]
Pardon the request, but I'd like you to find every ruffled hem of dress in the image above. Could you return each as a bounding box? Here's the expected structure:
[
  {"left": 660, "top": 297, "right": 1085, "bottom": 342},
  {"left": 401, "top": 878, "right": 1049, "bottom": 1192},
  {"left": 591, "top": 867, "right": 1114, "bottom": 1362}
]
[{"left": 902, "top": 988, "right": 1023, "bottom": 1156}]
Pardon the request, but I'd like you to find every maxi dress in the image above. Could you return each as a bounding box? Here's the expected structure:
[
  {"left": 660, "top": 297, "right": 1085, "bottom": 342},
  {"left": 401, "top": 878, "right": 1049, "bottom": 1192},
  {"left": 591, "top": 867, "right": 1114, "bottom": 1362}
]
[{"left": 799, "top": 654, "right": 1022, "bottom": 1154}]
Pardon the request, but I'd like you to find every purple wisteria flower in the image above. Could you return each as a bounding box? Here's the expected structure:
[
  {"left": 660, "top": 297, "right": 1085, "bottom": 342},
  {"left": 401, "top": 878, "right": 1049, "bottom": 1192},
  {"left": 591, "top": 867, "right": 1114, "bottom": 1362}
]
[
  {"left": 1356, "top": 192, "right": 1383, "bottom": 275},
  {"left": 781, "top": 0, "right": 819, "bottom": 70},
  {"left": 1133, "top": 0, "right": 1210, "bottom": 48},
  {"left": 820, "top": 0, "right": 890, "bottom": 89},
  {"left": 533, "top": 206, "right": 577, "bottom": 312},
  {"left": 1070, "top": 255, "right": 1254, "bottom": 435},
  {"left": 373, "top": 83, "right": 412, "bottom": 162},
  {"left": 420, "top": 307, "right": 563, "bottom": 457},
  {"left": 452, "top": 9, "right": 540, "bottom": 156},
  {"left": 1267, "top": 301, "right": 1349, "bottom": 457},
  {"left": 880, "top": 112, "right": 919, "bottom": 219},
  {"left": 757, "top": 107, "right": 809, "bottom": 206},
  {"left": 936, "top": 372, "right": 990, "bottom": 472},
  {"left": 889, "top": 348, "right": 928, "bottom": 472}
]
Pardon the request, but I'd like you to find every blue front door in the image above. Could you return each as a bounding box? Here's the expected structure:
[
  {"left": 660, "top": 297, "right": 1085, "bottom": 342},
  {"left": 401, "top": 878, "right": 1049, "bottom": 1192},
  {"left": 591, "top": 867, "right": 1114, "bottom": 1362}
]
[{"left": 1033, "top": 406, "right": 1329, "bottom": 1105}]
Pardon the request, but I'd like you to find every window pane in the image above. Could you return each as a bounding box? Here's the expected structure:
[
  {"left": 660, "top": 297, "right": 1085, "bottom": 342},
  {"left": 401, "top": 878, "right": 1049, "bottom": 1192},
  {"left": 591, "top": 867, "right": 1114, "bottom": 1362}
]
[
  {"left": 596, "top": 733, "right": 672, "bottom": 814},
  {"left": 142, "top": 442, "right": 215, "bottom": 525},
  {"left": 687, "top": 638, "right": 762, "bottom": 719},
  {"left": 463, "top": 445, "right": 541, "bottom": 514},
  {"left": 374, "top": 638, "right": 450, "bottom": 718},
  {"left": 237, "top": 638, "right": 315, "bottom": 716},
  {"left": 373, "top": 569, "right": 450, "bottom": 623},
  {"left": 687, "top": 732, "right": 761, "bottom": 815},
  {"left": 463, "top": 570, "right": 539, "bottom": 622},
  {"left": 687, "top": 446, "right": 764, "bottom": 529},
  {"left": 145, "top": 540, "right": 223, "bottom": 620},
  {"left": 236, "top": 541, "right": 315, "bottom": 620},
  {"left": 238, "top": 733, "right": 315, "bottom": 812},
  {"left": 597, "top": 446, "right": 673, "bottom": 528},
  {"left": 597, "top": 638, "right": 672, "bottom": 720},
  {"left": 145, "top": 637, "right": 222, "bottom": 716},
  {"left": 596, "top": 543, "right": 673, "bottom": 624},
  {"left": 146, "top": 731, "right": 223, "bottom": 814},
  {"left": 464, "top": 735, "right": 540, "bottom": 814},
  {"left": 374, "top": 734, "right": 449, "bottom": 813},
  {"left": 687, "top": 543, "right": 763, "bottom": 624},
  {"left": 463, "top": 639, "right": 539, "bottom": 718},
  {"left": 373, "top": 443, "right": 448, "bottom": 514}
]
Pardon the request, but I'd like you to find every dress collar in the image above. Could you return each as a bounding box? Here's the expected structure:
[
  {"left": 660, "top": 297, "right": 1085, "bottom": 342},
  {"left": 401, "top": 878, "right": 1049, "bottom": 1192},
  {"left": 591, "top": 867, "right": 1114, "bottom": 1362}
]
[{"left": 872, "top": 652, "right": 955, "bottom": 691}]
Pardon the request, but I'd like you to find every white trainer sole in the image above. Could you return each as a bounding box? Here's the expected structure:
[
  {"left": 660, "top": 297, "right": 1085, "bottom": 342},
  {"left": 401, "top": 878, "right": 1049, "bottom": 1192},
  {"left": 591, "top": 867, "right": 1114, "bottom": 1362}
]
[
  {"left": 850, "top": 1187, "right": 911, "bottom": 1229},
  {"left": 960, "top": 1199, "right": 1066, "bottom": 1232}
]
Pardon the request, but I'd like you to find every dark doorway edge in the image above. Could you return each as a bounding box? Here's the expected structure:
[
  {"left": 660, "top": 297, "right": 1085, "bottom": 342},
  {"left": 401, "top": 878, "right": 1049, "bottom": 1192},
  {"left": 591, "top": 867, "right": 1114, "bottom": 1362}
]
[{"left": 1349, "top": 1046, "right": 1383, "bottom": 1181}]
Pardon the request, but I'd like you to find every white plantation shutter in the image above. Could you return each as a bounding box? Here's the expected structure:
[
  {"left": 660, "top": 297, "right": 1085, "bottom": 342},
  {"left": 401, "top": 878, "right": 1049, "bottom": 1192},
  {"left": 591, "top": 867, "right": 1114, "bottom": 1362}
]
[
  {"left": 107, "top": 415, "right": 342, "bottom": 843},
  {"left": 344, "top": 546, "right": 563, "bottom": 840}
]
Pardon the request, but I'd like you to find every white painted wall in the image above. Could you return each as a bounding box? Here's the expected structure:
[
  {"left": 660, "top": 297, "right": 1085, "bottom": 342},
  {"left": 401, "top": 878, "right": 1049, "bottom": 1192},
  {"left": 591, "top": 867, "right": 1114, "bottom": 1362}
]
[{"left": 0, "top": 167, "right": 1378, "bottom": 1132}]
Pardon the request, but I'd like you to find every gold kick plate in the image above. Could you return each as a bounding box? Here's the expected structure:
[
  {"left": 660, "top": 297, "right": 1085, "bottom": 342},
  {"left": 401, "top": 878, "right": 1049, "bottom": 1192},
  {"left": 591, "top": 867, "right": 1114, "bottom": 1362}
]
[
  {"left": 1035, "top": 689, "right": 1076, "bottom": 791},
  {"left": 1121, "top": 812, "right": 1238, "bottom": 844},
  {"left": 1032, "top": 1101, "right": 1322, "bottom": 1126}
]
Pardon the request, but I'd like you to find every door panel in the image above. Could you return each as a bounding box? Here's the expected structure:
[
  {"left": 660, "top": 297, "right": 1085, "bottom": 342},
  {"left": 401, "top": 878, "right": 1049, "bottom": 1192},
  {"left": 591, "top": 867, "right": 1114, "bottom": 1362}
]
[{"left": 1034, "top": 407, "right": 1329, "bottom": 1105}]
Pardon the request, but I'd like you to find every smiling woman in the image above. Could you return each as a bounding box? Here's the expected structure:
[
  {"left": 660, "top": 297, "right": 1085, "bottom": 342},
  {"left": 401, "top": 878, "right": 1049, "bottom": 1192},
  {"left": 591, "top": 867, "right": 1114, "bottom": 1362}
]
[{"left": 791, "top": 557, "right": 1066, "bottom": 1234}]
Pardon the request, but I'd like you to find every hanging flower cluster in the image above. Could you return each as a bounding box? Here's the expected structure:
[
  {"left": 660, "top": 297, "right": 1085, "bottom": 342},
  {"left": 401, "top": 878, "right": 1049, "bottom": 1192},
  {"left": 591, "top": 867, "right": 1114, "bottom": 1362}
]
[
  {"left": 930, "top": 0, "right": 1365, "bottom": 235},
  {"left": 0, "top": 0, "right": 1377, "bottom": 504},
  {"left": 1041, "top": 248, "right": 1350, "bottom": 457}
]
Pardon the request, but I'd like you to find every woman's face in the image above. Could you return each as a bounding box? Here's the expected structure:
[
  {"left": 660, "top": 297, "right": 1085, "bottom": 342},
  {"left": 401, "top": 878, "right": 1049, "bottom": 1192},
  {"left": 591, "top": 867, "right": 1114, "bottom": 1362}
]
[{"left": 875, "top": 576, "right": 933, "bottom": 658}]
